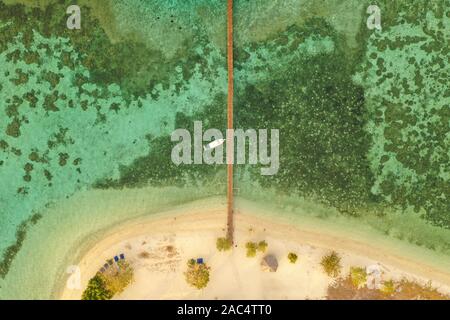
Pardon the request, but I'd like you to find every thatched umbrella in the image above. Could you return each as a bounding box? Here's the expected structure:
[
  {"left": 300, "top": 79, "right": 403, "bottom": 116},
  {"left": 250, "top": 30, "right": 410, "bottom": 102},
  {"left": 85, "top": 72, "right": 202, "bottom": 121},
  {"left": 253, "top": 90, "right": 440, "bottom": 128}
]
[{"left": 261, "top": 255, "right": 278, "bottom": 272}]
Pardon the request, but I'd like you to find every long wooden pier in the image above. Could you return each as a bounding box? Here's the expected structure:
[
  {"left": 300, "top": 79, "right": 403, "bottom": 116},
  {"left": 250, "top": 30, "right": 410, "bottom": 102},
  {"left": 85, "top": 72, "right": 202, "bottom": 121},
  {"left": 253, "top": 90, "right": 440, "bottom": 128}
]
[{"left": 226, "top": 0, "right": 234, "bottom": 243}]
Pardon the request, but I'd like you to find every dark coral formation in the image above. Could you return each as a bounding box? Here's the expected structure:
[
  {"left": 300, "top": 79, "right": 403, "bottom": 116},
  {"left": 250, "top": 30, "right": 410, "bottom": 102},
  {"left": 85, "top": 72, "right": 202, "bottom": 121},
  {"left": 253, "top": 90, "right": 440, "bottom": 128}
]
[{"left": 0, "top": 213, "right": 41, "bottom": 279}]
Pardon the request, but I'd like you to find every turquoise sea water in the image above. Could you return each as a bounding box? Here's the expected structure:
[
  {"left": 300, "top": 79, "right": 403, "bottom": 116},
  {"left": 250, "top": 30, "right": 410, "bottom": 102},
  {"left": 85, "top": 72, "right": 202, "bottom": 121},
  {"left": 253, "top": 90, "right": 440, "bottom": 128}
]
[{"left": 0, "top": 0, "right": 449, "bottom": 298}]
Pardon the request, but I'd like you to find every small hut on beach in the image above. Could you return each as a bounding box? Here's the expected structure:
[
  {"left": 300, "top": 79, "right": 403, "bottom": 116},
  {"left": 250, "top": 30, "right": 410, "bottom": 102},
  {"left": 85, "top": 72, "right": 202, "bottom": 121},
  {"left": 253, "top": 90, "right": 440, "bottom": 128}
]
[{"left": 261, "top": 255, "right": 278, "bottom": 272}]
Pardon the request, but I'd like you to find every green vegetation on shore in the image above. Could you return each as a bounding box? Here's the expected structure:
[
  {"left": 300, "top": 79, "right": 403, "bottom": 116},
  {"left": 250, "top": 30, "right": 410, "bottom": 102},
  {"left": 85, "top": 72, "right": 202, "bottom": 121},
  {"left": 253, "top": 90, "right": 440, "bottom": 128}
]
[
  {"left": 320, "top": 251, "right": 342, "bottom": 277},
  {"left": 185, "top": 259, "right": 211, "bottom": 289},
  {"left": 216, "top": 237, "right": 232, "bottom": 251},
  {"left": 350, "top": 267, "right": 367, "bottom": 288},
  {"left": 328, "top": 274, "right": 449, "bottom": 300},
  {"left": 288, "top": 253, "right": 298, "bottom": 264},
  {"left": 82, "top": 274, "right": 113, "bottom": 300},
  {"left": 245, "top": 241, "right": 268, "bottom": 258},
  {"left": 82, "top": 260, "right": 134, "bottom": 300}
]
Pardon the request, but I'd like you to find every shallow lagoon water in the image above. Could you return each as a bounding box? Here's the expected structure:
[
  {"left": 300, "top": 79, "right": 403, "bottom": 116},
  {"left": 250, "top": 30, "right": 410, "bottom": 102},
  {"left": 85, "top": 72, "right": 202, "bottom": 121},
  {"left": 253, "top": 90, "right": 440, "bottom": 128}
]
[{"left": 0, "top": 0, "right": 448, "bottom": 298}]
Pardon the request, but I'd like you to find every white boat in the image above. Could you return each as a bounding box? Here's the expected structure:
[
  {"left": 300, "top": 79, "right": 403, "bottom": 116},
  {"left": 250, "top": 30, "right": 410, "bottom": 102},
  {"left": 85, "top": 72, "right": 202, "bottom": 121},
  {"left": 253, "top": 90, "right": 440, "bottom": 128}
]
[{"left": 203, "top": 139, "right": 226, "bottom": 151}]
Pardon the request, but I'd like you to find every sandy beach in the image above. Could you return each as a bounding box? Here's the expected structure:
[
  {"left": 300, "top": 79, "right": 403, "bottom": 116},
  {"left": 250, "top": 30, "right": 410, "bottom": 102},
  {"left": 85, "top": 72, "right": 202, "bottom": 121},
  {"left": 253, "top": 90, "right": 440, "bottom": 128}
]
[{"left": 60, "top": 197, "right": 450, "bottom": 300}]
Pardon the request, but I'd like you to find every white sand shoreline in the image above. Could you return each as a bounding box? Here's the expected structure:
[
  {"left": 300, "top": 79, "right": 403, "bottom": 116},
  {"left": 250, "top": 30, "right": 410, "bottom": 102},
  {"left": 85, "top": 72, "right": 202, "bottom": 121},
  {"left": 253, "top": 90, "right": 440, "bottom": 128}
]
[{"left": 59, "top": 197, "right": 450, "bottom": 300}]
